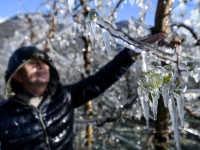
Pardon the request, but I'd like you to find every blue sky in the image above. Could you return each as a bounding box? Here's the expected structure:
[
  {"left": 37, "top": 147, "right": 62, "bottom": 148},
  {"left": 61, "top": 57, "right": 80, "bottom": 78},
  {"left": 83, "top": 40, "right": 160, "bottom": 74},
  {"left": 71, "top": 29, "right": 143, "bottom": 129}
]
[
  {"left": 0, "top": 0, "right": 197, "bottom": 25},
  {"left": 0, "top": 0, "right": 44, "bottom": 18},
  {"left": 0, "top": 0, "right": 158, "bottom": 25}
]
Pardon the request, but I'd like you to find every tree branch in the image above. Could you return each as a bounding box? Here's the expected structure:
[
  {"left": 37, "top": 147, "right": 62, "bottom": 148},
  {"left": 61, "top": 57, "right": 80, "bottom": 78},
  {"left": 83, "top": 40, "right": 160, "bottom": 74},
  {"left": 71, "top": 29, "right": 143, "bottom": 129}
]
[
  {"left": 109, "top": 0, "right": 124, "bottom": 22},
  {"left": 184, "top": 105, "right": 200, "bottom": 119},
  {"left": 170, "top": 23, "right": 200, "bottom": 46}
]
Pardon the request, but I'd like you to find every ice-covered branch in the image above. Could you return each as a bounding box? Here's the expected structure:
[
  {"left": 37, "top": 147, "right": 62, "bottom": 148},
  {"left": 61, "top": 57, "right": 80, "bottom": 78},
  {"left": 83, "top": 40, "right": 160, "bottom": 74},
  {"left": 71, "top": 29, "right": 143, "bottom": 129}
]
[
  {"left": 109, "top": 0, "right": 124, "bottom": 22},
  {"left": 170, "top": 23, "right": 200, "bottom": 46},
  {"left": 145, "top": 131, "right": 154, "bottom": 148},
  {"left": 17, "top": 0, "right": 30, "bottom": 13},
  {"left": 73, "top": 14, "right": 86, "bottom": 25},
  {"left": 87, "top": 9, "right": 178, "bottom": 62},
  {"left": 75, "top": 116, "right": 118, "bottom": 126},
  {"left": 111, "top": 133, "right": 142, "bottom": 150}
]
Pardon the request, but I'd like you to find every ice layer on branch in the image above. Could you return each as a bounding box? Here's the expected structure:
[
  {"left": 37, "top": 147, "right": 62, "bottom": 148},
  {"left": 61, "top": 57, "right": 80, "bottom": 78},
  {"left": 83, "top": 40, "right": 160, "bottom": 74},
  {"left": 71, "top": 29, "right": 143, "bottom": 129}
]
[{"left": 87, "top": 9, "right": 177, "bottom": 61}]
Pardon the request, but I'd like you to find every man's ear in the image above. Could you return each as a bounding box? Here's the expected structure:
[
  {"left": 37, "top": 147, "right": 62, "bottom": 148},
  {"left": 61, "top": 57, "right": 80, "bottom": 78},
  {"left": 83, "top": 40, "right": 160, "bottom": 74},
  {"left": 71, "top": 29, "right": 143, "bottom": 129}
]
[{"left": 12, "top": 73, "right": 22, "bottom": 82}]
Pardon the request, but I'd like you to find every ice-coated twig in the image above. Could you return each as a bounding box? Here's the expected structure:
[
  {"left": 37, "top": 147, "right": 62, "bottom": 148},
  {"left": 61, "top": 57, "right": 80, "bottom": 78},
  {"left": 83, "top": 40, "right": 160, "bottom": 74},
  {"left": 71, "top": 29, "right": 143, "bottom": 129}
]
[
  {"left": 131, "top": 16, "right": 152, "bottom": 31},
  {"left": 46, "top": 39, "right": 70, "bottom": 63}
]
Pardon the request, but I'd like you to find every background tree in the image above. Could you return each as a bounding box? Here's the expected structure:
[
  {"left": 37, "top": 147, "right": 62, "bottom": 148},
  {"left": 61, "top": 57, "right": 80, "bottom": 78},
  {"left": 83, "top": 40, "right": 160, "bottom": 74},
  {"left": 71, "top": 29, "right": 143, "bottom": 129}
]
[{"left": 0, "top": 0, "right": 200, "bottom": 149}]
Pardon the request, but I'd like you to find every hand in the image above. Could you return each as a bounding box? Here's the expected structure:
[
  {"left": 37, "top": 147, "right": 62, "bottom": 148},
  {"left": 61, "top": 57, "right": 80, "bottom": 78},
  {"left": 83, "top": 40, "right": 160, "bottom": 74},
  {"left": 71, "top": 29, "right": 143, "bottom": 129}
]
[
  {"left": 143, "top": 33, "right": 166, "bottom": 44},
  {"left": 125, "top": 48, "right": 140, "bottom": 59},
  {"left": 127, "top": 33, "right": 166, "bottom": 59},
  {"left": 128, "top": 49, "right": 141, "bottom": 58}
]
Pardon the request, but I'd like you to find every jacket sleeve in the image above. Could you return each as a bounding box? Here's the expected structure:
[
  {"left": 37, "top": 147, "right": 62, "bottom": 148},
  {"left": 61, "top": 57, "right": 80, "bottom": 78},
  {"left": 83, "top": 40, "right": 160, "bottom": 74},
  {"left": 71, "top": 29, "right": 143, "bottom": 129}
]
[{"left": 64, "top": 48, "right": 135, "bottom": 108}]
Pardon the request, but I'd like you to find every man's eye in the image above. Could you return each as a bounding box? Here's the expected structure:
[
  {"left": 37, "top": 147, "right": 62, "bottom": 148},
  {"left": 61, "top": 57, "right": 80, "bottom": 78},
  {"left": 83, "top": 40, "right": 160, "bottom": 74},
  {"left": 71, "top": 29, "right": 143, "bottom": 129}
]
[{"left": 29, "top": 61, "right": 36, "bottom": 64}]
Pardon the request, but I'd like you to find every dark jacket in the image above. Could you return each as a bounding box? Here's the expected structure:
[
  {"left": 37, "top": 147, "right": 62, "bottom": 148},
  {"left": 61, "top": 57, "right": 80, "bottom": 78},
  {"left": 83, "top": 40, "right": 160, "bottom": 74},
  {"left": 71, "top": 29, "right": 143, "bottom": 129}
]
[{"left": 0, "top": 46, "right": 134, "bottom": 150}]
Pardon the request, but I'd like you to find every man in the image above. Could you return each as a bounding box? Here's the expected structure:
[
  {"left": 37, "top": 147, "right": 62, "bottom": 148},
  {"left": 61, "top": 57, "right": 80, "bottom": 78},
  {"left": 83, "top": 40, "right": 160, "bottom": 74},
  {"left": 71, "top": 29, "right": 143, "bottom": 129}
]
[{"left": 0, "top": 33, "right": 164, "bottom": 150}]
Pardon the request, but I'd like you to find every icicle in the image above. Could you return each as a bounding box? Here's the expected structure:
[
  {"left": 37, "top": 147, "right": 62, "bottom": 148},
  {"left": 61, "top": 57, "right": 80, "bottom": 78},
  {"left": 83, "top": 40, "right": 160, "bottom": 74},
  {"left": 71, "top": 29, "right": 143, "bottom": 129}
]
[
  {"left": 191, "top": 72, "right": 200, "bottom": 83},
  {"left": 137, "top": 87, "right": 143, "bottom": 98},
  {"left": 175, "top": 76, "right": 187, "bottom": 93},
  {"left": 138, "top": 87, "right": 149, "bottom": 127},
  {"left": 142, "top": 89, "right": 150, "bottom": 127},
  {"left": 174, "top": 92, "right": 185, "bottom": 128},
  {"left": 168, "top": 96, "right": 180, "bottom": 150},
  {"left": 103, "top": 30, "right": 111, "bottom": 58},
  {"left": 141, "top": 98, "right": 150, "bottom": 127},
  {"left": 178, "top": 62, "right": 187, "bottom": 70},
  {"left": 150, "top": 90, "right": 159, "bottom": 120},
  {"left": 141, "top": 51, "right": 148, "bottom": 72},
  {"left": 181, "top": 71, "right": 189, "bottom": 83},
  {"left": 88, "top": 23, "right": 96, "bottom": 39},
  {"left": 144, "top": 89, "right": 149, "bottom": 102},
  {"left": 161, "top": 83, "right": 170, "bottom": 107},
  {"left": 179, "top": 45, "right": 182, "bottom": 61},
  {"left": 185, "top": 58, "right": 199, "bottom": 82},
  {"left": 47, "top": 42, "right": 72, "bottom": 64}
]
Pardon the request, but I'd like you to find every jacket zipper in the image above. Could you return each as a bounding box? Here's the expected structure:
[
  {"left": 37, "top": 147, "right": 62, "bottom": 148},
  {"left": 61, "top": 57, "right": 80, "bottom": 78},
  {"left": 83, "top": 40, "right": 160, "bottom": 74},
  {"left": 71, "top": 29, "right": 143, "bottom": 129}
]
[{"left": 36, "top": 107, "right": 51, "bottom": 150}]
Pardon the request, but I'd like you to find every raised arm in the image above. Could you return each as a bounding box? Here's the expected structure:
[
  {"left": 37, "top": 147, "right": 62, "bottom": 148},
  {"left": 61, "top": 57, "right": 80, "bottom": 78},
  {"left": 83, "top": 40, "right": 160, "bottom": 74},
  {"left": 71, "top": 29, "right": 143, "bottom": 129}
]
[{"left": 64, "top": 48, "right": 136, "bottom": 108}]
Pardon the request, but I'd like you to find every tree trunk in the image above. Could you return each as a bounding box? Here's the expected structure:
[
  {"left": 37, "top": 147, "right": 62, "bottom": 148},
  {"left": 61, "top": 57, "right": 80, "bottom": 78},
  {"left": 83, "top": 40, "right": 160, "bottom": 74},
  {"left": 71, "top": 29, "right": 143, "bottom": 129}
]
[
  {"left": 83, "top": 40, "right": 94, "bottom": 148},
  {"left": 80, "top": 1, "right": 94, "bottom": 148},
  {"left": 152, "top": 0, "right": 172, "bottom": 34},
  {"left": 152, "top": 0, "right": 173, "bottom": 150},
  {"left": 45, "top": 2, "right": 57, "bottom": 53}
]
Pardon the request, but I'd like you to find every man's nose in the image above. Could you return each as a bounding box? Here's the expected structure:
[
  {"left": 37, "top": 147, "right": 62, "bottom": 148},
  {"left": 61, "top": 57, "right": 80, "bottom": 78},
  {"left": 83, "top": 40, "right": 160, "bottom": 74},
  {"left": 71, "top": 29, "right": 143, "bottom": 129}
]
[{"left": 36, "top": 60, "right": 45, "bottom": 68}]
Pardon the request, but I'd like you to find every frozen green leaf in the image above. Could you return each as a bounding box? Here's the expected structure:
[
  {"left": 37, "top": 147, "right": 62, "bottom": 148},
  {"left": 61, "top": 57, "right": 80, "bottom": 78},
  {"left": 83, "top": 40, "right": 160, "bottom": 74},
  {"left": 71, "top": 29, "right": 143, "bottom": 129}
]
[
  {"left": 148, "top": 73, "right": 163, "bottom": 89},
  {"left": 163, "top": 73, "right": 172, "bottom": 84}
]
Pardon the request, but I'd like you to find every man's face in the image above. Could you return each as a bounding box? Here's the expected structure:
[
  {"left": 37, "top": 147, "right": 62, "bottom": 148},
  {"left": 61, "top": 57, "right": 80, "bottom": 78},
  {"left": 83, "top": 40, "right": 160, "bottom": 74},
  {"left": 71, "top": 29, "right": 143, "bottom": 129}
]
[{"left": 14, "top": 59, "right": 50, "bottom": 86}]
